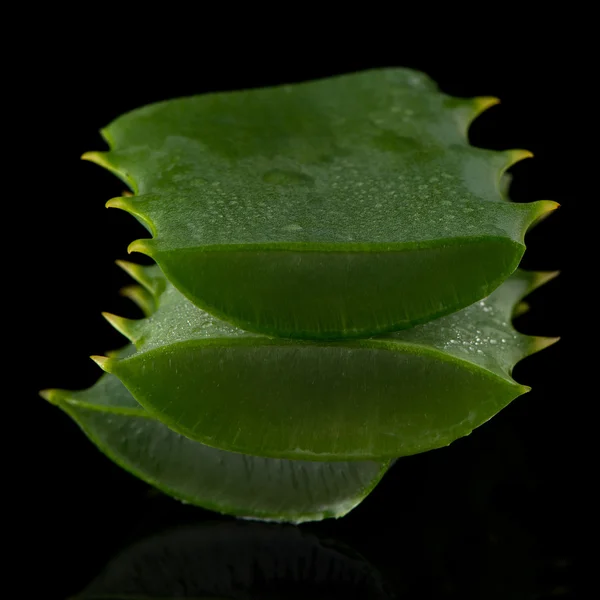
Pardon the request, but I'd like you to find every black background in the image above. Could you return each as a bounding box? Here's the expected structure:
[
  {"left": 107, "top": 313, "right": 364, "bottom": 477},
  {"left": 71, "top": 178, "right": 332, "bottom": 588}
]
[{"left": 17, "top": 36, "right": 583, "bottom": 599}]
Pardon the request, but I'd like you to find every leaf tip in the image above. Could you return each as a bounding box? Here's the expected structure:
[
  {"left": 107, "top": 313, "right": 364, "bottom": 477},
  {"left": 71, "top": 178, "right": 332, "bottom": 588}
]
[
  {"left": 81, "top": 151, "right": 109, "bottom": 167},
  {"left": 534, "top": 336, "right": 560, "bottom": 353},
  {"left": 102, "top": 312, "right": 139, "bottom": 341},
  {"left": 538, "top": 199, "right": 561, "bottom": 216},
  {"left": 474, "top": 95, "right": 501, "bottom": 114},
  {"left": 508, "top": 148, "right": 534, "bottom": 166},
  {"left": 116, "top": 259, "right": 159, "bottom": 297},
  {"left": 497, "top": 149, "right": 535, "bottom": 182},
  {"left": 105, "top": 197, "right": 129, "bottom": 210},
  {"left": 533, "top": 270, "right": 560, "bottom": 290},
  {"left": 119, "top": 285, "right": 155, "bottom": 317},
  {"left": 115, "top": 258, "right": 134, "bottom": 271},
  {"left": 527, "top": 200, "right": 560, "bottom": 231},
  {"left": 128, "top": 239, "right": 153, "bottom": 256},
  {"left": 90, "top": 355, "right": 111, "bottom": 371},
  {"left": 105, "top": 196, "right": 156, "bottom": 235},
  {"left": 39, "top": 388, "right": 57, "bottom": 404}
]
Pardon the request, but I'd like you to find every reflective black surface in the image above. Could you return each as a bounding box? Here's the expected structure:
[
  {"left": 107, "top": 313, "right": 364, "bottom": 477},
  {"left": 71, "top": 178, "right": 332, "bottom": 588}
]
[
  {"left": 76, "top": 521, "right": 393, "bottom": 599},
  {"left": 59, "top": 414, "right": 577, "bottom": 599}
]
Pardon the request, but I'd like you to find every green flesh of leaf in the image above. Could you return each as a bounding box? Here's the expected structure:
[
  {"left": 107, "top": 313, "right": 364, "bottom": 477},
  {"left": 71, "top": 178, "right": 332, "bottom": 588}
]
[
  {"left": 85, "top": 68, "right": 557, "bottom": 339},
  {"left": 44, "top": 351, "right": 389, "bottom": 523},
  {"left": 94, "top": 263, "right": 556, "bottom": 461}
]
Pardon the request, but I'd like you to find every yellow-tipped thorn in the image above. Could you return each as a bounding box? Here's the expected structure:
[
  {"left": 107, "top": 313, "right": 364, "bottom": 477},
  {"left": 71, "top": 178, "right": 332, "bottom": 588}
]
[
  {"left": 115, "top": 259, "right": 142, "bottom": 277},
  {"left": 498, "top": 149, "right": 535, "bottom": 180},
  {"left": 534, "top": 336, "right": 560, "bottom": 352},
  {"left": 533, "top": 270, "right": 560, "bottom": 289},
  {"left": 81, "top": 151, "right": 111, "bottom": 167},
  {"left": 102, "top": 311, "right": 123, "bottom": 326},
  {"left": 116, "top": 260, "right": 158, "bottom": 295},
  {"left": 474, "top": 96, "right": 501, "bottom": 113},
  {"left": 509, "top": 148, "right": 534, "bottom": 164},
  {"left": 82, "top": 150, "right": 138, "bottom": 194},
  {"left": 128, "top": 239, "right": 153, "bottom": 256},
  {"left": 120, "top": 284, "right": 142, "bottom": 297},
  {"left": 528, "top": 200, "right": 560, "bottom": 230},
  {"left": 106, "top": 198, "right": 156, "bottom": 235},
  {"left": 90, "top": 355, "right": 110, "bottom": 370},
  {"left": 102, "top": 312, "right": 140, "bottom": 341},
  {"left": 116, "top": 260, "right": 148, "bottom": 287},
  {"left": 538, "top": 199, "right": 561, "bottom": 216},
  {"left": 120, "top": 285, "right": 155, "bottom": 317},
  {"left": 40, "top": 388, "right": 67, "bottom": 406},
  {"left": 39, "top": 389, "right": 53, "bottom": 402},
  {"left": 106, "top": 197, "right": 131, "bottom": 210}
]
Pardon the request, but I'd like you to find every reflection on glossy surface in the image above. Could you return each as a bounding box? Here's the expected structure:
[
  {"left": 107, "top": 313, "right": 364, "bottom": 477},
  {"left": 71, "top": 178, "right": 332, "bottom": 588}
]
[
  {"left": 74, "top": 521, "right": 393, "bottom": 599},
  {"left": 66, "top": 413, "right": 577, "bottom": 599}
]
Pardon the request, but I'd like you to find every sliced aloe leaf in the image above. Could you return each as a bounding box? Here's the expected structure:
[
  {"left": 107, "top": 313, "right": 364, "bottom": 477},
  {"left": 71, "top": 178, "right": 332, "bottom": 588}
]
[
  {"left": 41, "top": 346, "right": 389, "bottom": 523},
  {"left": 94, "top": 262, "right": 557, "bottom": 461},
  {"left": 83, "top": 68, "right": 557, "bottom": 339}
]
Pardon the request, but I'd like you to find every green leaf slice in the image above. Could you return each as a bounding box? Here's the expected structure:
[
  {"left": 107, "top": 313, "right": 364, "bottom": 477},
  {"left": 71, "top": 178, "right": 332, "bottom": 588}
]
[
  {"left": 84, "top": 68, "right": 557, "bottom": 339},
  {"left": 42, "top": 350, "right": 389, "bottom": 523},
  {"left": 96, "top": 263, "right": 558, "bottom": 461}
]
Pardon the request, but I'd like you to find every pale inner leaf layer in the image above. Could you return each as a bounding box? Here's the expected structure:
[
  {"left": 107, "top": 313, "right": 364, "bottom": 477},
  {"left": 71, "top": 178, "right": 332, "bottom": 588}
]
[{"left": 44, "top": 349, "right": 389, "bottom": 524}]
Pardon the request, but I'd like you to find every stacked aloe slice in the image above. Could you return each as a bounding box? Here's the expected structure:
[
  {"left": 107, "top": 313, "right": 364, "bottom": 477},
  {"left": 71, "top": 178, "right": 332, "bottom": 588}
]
[{"left": 41, "top": 68, "right": 558, "bottom": 523}]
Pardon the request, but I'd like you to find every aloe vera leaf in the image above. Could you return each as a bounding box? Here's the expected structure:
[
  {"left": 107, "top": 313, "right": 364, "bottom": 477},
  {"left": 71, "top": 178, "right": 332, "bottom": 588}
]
[
  {"left": 83, "top": 68, "right": 557, "bottom": 339},
  {"left": 95, "top": 263, "right": 558, "bottom": 461},
  {"left": 41, "top": 348, "right": 389, "bottom": 523}
]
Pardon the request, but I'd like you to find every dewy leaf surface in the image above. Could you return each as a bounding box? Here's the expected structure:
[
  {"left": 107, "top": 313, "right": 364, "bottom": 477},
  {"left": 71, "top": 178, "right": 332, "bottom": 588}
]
[
  {"left": 42, "top": 347, "right": 389, "bottom": 523},
  {"left": 84, "top": 68, "right": 557, "bottom": 339},
  {"left": 95, "top": 262, "right": 557, "bottom": 461}
]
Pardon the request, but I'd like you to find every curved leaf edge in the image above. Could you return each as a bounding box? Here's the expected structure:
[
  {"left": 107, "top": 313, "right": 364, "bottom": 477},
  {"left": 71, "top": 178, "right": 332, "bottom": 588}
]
[
  {"left": 84, "top": 266, "right": 558, "bottom": 461},
  {"left": 103, "top": 261, "right": 559, "bottom": 389},
  {"left": 40, "top": 387, "right": 391, "bottom": 524}
]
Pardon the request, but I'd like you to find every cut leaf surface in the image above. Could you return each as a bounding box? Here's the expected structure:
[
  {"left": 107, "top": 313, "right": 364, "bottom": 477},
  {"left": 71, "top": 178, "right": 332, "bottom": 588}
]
[
  {"left": 85, "top": 68, "right": 556, "bottom": 338},
  {"left": 42, "top": 347, "right": 389, "bottom": 523},
  {"left": 97, "top": 263, "right": 557, "bottom": 461}
]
